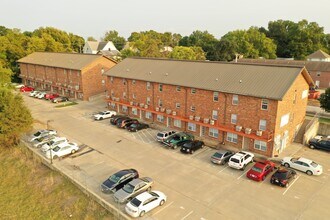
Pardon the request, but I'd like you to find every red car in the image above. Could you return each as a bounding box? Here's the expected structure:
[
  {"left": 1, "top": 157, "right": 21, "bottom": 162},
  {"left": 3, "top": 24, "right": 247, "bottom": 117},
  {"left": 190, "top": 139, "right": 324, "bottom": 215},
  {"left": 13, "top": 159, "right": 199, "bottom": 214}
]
[
  {"left": 20, "top": 86, "right": 34, "bottom": 92},
  {"left": 45, "top": 93, "right": 59, "bottom": 100},
  {"left": 246, "top": 160, "right": 276, "bottom": 181}
]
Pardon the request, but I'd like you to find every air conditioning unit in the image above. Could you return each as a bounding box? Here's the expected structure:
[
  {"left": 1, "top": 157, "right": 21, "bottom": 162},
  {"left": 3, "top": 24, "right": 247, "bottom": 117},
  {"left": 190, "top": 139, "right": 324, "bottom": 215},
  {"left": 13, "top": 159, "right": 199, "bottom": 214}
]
[
  {"left": 172, "top": 111, "right": 177, "bottom": 116},
  {"left": 256, "top": 130, "right": 263, "bottom": 136},
  {"left": 236, "top": 125, "right": 242, "bottom": 132},
  {"left": 210, "top": 120, "right": 215, "bottom": 125},
  {"left": 156, "top": 107, "right": 160, "bottom": 112},
  {"left": 130, "top": 101, "right": 134, "bottom": 105},
  {"left": 139, "top": 103, "right": 144, "bottom": 108},
  {"left": 195, "top": 116, "right": 200, "bottom": 122},
  {"left": 203, "top": 118, "right": 210, "bottom": 124},
  {"left": 166, "top": 109, "right": 171, "bottom": 114},
  {"left": 245, "top": 128, "right": 252, "bottom": 134},
  {"left": 144, "top": 104, "right": 148, "bottom": 109},
  {"left": 160, "top": 108, "right": 165, "bottom": 112},
  {"left": 189, "top": 115, "right": 194, "bottom": 120}
]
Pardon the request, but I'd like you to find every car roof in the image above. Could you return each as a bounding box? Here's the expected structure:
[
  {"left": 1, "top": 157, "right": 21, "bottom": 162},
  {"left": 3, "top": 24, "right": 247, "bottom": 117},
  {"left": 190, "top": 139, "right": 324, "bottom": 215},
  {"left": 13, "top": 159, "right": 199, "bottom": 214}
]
[
  {"left": 158, "top": 130, "right": 175, "bottom": 135},
  {"left": 127, "top": 178, "right": 144, "bottom": 186},
  {"left": 298, "top": 157, "right": 313, "bottom": 164},
  {"left": 114, "top": 169, "right": 136, "bottom": 178},
  {"left": 133, "top": 191, "right": 153, "bottom": 201},
  {"left": 216, "top": 150, "right": 231, "bottom": 154}
]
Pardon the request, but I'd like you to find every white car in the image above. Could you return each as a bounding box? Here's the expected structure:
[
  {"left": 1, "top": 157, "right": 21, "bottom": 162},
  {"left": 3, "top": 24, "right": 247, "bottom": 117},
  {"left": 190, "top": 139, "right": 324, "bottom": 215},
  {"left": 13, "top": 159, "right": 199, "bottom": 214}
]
[
  {"left": 228, "top": 151, "right": 254, "bottom": 170},
  {"left": 33, "top": 135, "right": 57, "bottom": 148},
  {"left": 93, "top": 110, "right": 117, "bottom": 120},
  {"left": 41, "top": 136, "right": 68, "bottom": 152},
  {"left": 45, "top": 142, "right": 79, "bottom": 159},
  {"left": 29, "top": 90, "right": 40, "bottom": 97},
  {"left": 281, "top": 157, "right": 323, "bottom": 176},
  {"left": 125, "top": 190, "right": 167, "bottom": 218},
  {"left": 29, "top": 129, "right": 57, "bottom": 142},
  {"left": 36, "top": 92, "right": 46, "bottom": 99}
]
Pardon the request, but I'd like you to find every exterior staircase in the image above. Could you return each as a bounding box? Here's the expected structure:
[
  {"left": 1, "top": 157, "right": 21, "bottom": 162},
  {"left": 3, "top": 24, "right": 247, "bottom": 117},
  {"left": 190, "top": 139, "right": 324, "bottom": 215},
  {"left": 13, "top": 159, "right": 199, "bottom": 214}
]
[{"left": 294, "top": 119, "right": 311, "bottom": 144}]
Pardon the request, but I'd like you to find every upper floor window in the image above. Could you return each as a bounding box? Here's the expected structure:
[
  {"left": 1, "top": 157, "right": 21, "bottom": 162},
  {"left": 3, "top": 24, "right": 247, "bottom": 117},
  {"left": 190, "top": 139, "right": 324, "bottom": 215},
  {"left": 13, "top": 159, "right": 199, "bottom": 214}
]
[
  {"left": 212, "top": 110, "right": 218, "bottom": 120},
  {"left": 123, "top": 79, "right": 126, "bottom": 85},
  {"left": 176, "top": 103, "right": 181, "bottom": 109},
  {"left": 176, "top": 86, "right": 181, "bottom": 92},
  {"left": 316, "top": 72, "right": 321, "bottom": 77},
  {"left": 110, "top": 76, "right": 113, "bottom": 83},
  {"left": 159, "top": 84, "right": 163, "bottom": 92},
  {"left": 190, "top": 106, "right": 196, "bottom": 112},
  {"left": 191, "top": 88, "right": 196, "bottom": 94},
  {"left": 232, "top": 95, "right": 238, "bottom": 105},
  {"left": 146, "top": 82, "right": 151, "bottom": 90},
  {"left": 158, "top": 99, "right": 163, "bottom": 107},
  {"left": 231, "top": 114, "right": 237, "bottom": 124},
  {"left": 261, "top": 99, "right": 268, "bottom": 110},
  {"left": 259, "top": 119, "right": 267, "bottom": 131},
  {"left": 132, "top": 80, "right": 136, "bottom": 85},
  {"left": 146, "top": 97, "right": 151, "bottom": 105},
  {"left": 213, "top": 92, "right": 219, "bottom": 102},
  {"left": 132, "top": 93, "right": 136, "bottom": 99}
]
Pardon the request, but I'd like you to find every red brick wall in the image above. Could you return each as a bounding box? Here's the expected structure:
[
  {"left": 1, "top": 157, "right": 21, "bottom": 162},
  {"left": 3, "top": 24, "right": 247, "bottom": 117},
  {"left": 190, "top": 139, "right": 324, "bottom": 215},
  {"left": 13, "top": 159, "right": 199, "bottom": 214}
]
[{"left": 309, "top": 70, "right": 330, "bottom": 88}]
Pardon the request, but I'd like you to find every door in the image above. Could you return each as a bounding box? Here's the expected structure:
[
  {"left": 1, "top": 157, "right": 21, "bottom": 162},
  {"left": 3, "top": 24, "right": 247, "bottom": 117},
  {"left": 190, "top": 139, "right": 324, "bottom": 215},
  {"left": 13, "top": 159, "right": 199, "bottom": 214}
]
[
  {"left": 315, "top": 80, "right": 320, "bottom": 88},
  {"left": 243, "top": 137, "right": 250, "bottom": 150}
]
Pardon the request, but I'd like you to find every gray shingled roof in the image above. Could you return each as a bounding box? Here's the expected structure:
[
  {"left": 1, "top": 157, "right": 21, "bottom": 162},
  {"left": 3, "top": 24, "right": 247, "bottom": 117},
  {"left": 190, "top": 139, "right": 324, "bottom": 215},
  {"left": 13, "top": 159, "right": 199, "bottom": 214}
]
[
  {"left": 18, "top": 52, "right": 104, "bottom": 70},
  {"left": 104, "top": 58, "right": 309, "bottom": 100}
]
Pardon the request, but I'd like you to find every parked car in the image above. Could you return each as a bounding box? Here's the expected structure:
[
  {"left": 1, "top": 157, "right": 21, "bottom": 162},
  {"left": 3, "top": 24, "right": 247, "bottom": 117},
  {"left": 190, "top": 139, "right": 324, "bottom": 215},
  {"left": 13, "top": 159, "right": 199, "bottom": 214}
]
[
  {"left": 246, "top": 160, "right": 276, "bottom": 181},
  {"left": 156, "top": 130, "right": 176, "bottom": 142},
  {"left": 33, "top": 135, "right": 57, "bottom": 148},
  {"left": 114, "top": 117, "right": 131, "bottom": 127},
  {"left": 93, "top": 110, "right": 117, "bottom": 120},
  {"left": 270, "top": 168, "right": 297, "bottom": 188},
  {"left": 281, "top": 157, "right": 323, "bottom": 176},
  {"left": 101, "top": 169, "right": 139, "bottom": 194},
  {"left": 20, "top": 86, "right": 34, "bottom": 92},
  {"left": 29, "top": 90, "right": 40, "bottom": 97},
  {"left": 114, "top": 177, "right": 154, "bottom": 203},
  {"left": 123, "top": 119, "right": 139, "bottom": 129},
  {"left": 45, "top": 93, "right": 59, "bottom": 100},
  {"left": 210, "top": 150, "right": 234, "bottom": 165},
  {"left": 117, "top": 119, "right": 138, "bottom": 128},
  {"left": 309, "top": 138, "right": 330, "bottom": 151},
  {"left": 125, "top": 190, "right": 166, "bottom": 217},
  {"left": 109, "top": 115, "right": 127, "bottom": 125},
  {"left": 163, "top": 132, "right": 194, "bottom": 149},
  {"left": 40, "top": 136, "right": 68, "bottom": 152},
  {"left": 29, "top": 129, "right": 57, "bottom": 142},
  {"left": 180, "top": 140, "right": 204, "bottom": 154},
  {"left": 45, "top": 142, "right": 79, "bottom": 159},
  {"left": 228, "top": 151, "right": 254, "bottom": 170},
  {"left": 52, "top": 96, "right": 69, "bottom": 103},
  {"left": 36, "top": 91, "right": 47, "bottom": 99},
  {"left": 126, "top": 123, "right": 149, "bottom": 132}
]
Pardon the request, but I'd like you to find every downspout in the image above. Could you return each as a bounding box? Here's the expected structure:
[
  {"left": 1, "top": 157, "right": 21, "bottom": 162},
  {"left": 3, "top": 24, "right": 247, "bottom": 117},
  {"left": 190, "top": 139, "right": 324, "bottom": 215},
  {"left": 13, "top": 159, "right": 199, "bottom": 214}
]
[{"left": 222, "top": 93, "right": 228, "bottom": 144}]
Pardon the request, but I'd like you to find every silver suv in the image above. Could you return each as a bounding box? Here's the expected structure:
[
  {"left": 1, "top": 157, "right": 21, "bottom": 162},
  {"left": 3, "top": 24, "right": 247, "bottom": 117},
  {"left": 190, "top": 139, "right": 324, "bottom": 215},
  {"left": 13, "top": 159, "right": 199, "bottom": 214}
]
[{"left": 156, "top": 130, "right": 176, "bottom": 142}]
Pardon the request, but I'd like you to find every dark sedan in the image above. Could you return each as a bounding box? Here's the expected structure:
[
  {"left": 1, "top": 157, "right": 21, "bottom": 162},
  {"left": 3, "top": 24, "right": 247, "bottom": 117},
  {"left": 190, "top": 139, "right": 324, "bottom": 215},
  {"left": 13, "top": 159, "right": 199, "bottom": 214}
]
[
  {"left": 180, "top": 140, "right": 204, "bottom": 154},
  {"left": 309, "top": 138, "right": 330, "bottom": 151},
  {"left": 210, "top": 150, "right": 234, "bottom": 165},
  {"left": 52, "top": 96, "right": 69, "bottom": 103},
  {"left": 111, "top": 116, "right": 130, "bottom": 126},
  {"left": 270, "top": 168, "right": 297, "bottom": 188},
  {"left": 101, "top": 169, "right": 139, "bottom": 193},
  {"left": 118, "top": 119, "right": 138, "bottom": 128},
  {"left": 127, "top": 123, "right": 149, "bottom": 132},
  {"left": 109, "top": 115, "right": 126, "bottom": 125}
]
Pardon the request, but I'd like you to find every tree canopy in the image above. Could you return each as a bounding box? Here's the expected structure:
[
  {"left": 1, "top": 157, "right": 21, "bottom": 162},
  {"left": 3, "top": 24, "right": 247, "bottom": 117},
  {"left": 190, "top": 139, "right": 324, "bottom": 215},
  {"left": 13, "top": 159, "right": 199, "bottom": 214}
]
[
  {"left": 103, "top": 30, "right": 126, "bottom": 51},
  {"left": 319, "top": 88, "right": 330, "bottom": 112}
]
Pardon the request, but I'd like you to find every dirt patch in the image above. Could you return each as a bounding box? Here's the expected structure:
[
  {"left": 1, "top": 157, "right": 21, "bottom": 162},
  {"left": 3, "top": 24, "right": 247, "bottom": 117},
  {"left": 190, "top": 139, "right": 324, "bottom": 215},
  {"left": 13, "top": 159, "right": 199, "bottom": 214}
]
[{"left": 308, "top": 99, "right": 320, "bottom": 107}]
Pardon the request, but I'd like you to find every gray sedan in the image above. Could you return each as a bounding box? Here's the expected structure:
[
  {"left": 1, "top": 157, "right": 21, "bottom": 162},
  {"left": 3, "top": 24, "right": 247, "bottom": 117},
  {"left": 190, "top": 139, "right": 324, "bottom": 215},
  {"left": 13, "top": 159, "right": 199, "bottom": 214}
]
[
  {"left": 113, "top": 177, "right": 153, "bottom": 203},
  {"left": 210, "top": 150, "right": 234, "bottom": 165}
]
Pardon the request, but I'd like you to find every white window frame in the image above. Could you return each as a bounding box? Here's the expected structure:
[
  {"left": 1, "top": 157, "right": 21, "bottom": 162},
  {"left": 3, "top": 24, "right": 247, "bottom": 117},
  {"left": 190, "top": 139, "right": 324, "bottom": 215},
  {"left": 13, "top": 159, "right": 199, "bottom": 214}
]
[
  {"left": 132, "top": 107, "right": 138, "bottom": 115},
  {"left": 188, "top": 122, "right": 196, "bottom": 131},
  {"left": 232, "top": 95, "right": 238, "bottom": 105},
  {"left": 176, "top": 103, "right": 181, "bottom": 109},
  {"left": 110, "top": 76, "right": 113, "bottom": 83},
  {"left": 145, "top": 112, "right": 152, "bottom": 119},
  {"left": 146, "top": 97, "right": 151, "bottom": 105},
  {"left": 132, "top": 79, "right": 136, "bottom": 85},
  {"left": 302, "top": 90, "right": 308, "bottom": 99},
  {"left": 259, "top": 119, "right": 267, "bottom": 131},
  {"left": 191, "top": 88, "right": 196, "bottom": 94},
  {"left": 146, "top": 82, "right": 151, "bottom": 90},
  {"left": 123, "top": 92, "right": 126, "bottom": 99},
  {"left": 212, "top": 110, "right": 218, "bottom": 120},
  {"left": 280, "top": 113, "right": 290, "bottom": 127},
  {"left": 132, "top": 93, "right": 136, "bottom": 99},
  {"left": 158, "top": 99, "right": 163, "bottom": 107},
  {"left": 254, "top": 140, "right": 267, "bottom": 151},
  {"left": 231, "top": 114, "right": 237, "bottom": 124},
  {"left": 213, "top": 92, "right": 219, "bottom": 102},
  {"left": 209, "top": 128, "right": 219, "bottom": 138},
  {"left": 227, "top": 133, "right": 238, "bottom": 143},
  {"left": 174, "top": 119, "right": 181, "bottom": 128},
  {"left": 122, "top": 106, "right": 128, "bottom": 113},
  {"left": 176, "top": 86, "right": 181, "bottom": 92},
  {"left": 261, "top": 99, "right": 268, "bottom": 110},
  {"left": 159, "top": 84, "right": 163, "bottom": 92},
  {"left": 190, "top": 106, "right": 196, "bottom": 112},
  {"left": 157, "top": 114, "right": 164, "bottom": 123}
]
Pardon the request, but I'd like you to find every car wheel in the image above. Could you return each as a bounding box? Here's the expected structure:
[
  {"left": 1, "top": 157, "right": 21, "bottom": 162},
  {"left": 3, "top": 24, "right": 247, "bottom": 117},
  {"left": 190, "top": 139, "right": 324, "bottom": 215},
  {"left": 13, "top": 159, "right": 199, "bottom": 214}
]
[
  {"left": 306, "top": 170, "right": 313, "bottom": 176},
  {"left": 201, "top": 144, "right": 204, "bottom": 149},
  {"left": 309, "top": 145, "right": 315, "bottom": 149},
  {"left": 285, "top": 183, "right": 289, "bottom": 188},
  {"left": 173, "top": 145, "right": 177, "bottom": 149},
  {"left": 53, "top": 155, "right": 58, "bottom": 159},
  {"left": 241, "top": 165, "right": 246, "bottom": 171},
  {"left": 284, "top": 163, "right": 290, "bottom": 168},
  {"left": 139, "top": 211, "right": 145, "bottom": 217},
  {"left": 293, "top": 174, "right": 297, "bottom": 179},
  {"left": 159, "top": 199, "right": 165, "bottom": 206},
  {"left": 100, "top": 117, "right": 103, "bottom": 120},
  {"left": 262, "top": 176, "right": 265, "bottom": 181},
  {"left": 71, "top": 150, "right": 76, "bottom": 154},
  {"left": 191, "top": 150, "right": 194, "bottom": 154}
]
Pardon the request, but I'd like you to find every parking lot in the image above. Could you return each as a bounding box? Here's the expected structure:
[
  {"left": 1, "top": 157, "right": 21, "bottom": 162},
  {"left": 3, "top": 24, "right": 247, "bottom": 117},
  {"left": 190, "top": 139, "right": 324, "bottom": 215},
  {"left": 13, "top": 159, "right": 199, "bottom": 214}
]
[{"left": 23, "top": 94, "right": 330, "bottom": 220}]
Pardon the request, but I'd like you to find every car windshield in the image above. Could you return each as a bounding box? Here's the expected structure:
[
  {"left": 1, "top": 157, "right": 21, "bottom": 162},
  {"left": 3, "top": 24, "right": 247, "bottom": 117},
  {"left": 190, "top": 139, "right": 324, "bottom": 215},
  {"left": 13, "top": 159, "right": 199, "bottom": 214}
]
[
  {"left": 213, "top": 152, "right": 223, "bottom": 158},
  {"left": 109, "top": 174, "right": 120, "bottom": 183},
  {"left": 251, "top": 166, "right": 263, "bottom": 173},
  {"left": 123, "top": 183, "right": 135, "bottom": 193},
  {"left": 157, "top": 133, "right": 164, "bottom": 137},
  {"left": 311, "top": 162, "right": 318, "bottom": 168},
  {"left": 34, "top": 131, "right": 41, "bottom": 137},
  {"left": 130, "top": 124, "right": 138, "bottom": 128},
  {"left": 130, "top": 198, "right": 142, "bottom": 207},
  {"left": 274, "top": 171, "right": 288, "bottom": 179},
  {"left": 53, "top": 146, "right": 60, "bottom": 152},
  {"left": 149, "top": 191, "right": 159, "bottom": 197}
]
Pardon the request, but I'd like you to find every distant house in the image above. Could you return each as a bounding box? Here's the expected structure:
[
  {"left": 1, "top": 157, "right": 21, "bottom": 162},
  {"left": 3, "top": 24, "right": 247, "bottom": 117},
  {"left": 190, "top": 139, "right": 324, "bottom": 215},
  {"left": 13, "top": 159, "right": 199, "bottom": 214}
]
[
  {"left": 307, "top": 50, "right": 330, "bottom": 62},
  {"left": 83, "top": 41, "right": 120, "bottom": 58},
  {"left": 18, "top": 52, "right": 117, "bottom": 101}
]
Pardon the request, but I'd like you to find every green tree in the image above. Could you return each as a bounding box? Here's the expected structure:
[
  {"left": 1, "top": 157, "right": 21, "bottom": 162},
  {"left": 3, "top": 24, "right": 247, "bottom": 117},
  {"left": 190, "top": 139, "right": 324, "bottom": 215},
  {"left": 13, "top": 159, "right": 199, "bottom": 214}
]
[
  {"left": 103, "top": 30, "right": 126, "bottom": 50},
  {"left": 0, "top": 66, "right": 13, "bottom": 86},
  {"left": 120, "top": 49, "right": 137, "bottom": 59},
  {"left": 87, "top": 36, "right": 97, "bottom": 41},
  {"left": 319, "top": 88, "right": 330, "bottom": 112},
  {"left": 169, "top": 46, "right": 205, "bottom": 60}
]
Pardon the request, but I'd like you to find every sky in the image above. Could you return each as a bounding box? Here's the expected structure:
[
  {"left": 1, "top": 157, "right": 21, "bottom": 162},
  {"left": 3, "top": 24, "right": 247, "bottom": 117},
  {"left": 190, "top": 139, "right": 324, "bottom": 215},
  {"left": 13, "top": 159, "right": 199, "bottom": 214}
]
[{"left": 1, "top": 0, "right": 329, "bottom": 40}]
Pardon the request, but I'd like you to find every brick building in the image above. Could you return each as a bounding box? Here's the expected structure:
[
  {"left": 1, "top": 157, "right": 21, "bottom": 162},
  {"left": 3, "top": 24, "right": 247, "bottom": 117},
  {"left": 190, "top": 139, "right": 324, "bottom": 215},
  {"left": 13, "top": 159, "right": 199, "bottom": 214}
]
[
  {"left": 18, "top": 52, "right": 117, "bottom": 101},
  {"left": 104, "top": 58, "right": 313, "bottom": 157}
]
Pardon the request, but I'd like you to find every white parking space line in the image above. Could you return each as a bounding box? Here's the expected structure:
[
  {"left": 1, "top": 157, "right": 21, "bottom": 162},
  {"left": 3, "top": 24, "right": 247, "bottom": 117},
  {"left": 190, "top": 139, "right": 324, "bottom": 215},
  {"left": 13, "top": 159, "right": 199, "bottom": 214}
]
[
  {"left": 283, "top": 175, "right": 300, "bottom": 195},
  {"left": 190, "top": 147, "right": 209, "bottom": 158},
  {"left": 152, "top": 201, "right": 174, "bottom": 216},
  {"left": 237, "top": 169, "right": 250, "bottom": 180},
  {"left": 181, "top": 210, "right": 194, "bottom": 220},
  {"left": 217, "top": 165, "right": 229, "bottom": 174}
]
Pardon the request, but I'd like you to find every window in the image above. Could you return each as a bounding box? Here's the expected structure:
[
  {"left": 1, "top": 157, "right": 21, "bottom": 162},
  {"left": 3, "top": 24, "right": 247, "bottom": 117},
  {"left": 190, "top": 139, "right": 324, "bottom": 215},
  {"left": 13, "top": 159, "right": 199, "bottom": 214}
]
[
  {"left": 145, "top": 112, "right": 152, "bottom": 119},
  {"left": 227, "top": 133, "right": 238, "bottom": 143},
  {"left": 259, "top": 119, "right": 267, "bottom": 131},
  {"left": 190, "top": 106, "right": 196, "bottom": 112},
  {"left": 280, "top": 113, "right": 290, "bottom": 127},
  {"left": 317, "top": 72, "right": 321, "bottom": 77},
  {"left": 191, "top": 88, "right": 196, "bottom": 94},
  {"left": 159, "top": 84, "right": 163, "bottom": 92},
  {"left": 293, "top": 93, "right": 297, "bottom": 104},
  {"left": 132, "top": 80, "right": 136, "bottom": 85},
  {"left": 261, "top": 99, "right": 268, "bottom": 110},
  {"left": 232, "top": 95, "right": 238, "bottom": 105},
  {"left": 132, "top": 93, "right": 136, "bottom": 99},
  {"left": 146, "top": 97, "right": 150, "bottom": 105},
  {"left": 254, "top": 140, "right": 267, "bottom": 151},
  {"left": 176, "top": 86, "right": 181, "bottom": 91},
  {"left": 122, "top": 106, "right": 128, "bottom": 113},
  {"left": 176, "top": 103, "right": 180, "bottom": 109},
  {"left": 110, "top": 90, "right": 114, "bottom": 97},
  {"left": 174, "top": 119, "right": 181, "bottom": 128},
  {"left": 188, "top": 122, "right": 196, "bottom": 131},
  {"left": 132, "top": 108, "right": 138, "bottom": 115},
  {"left": 101, "top": 79, "right": 105, "bottom": 85},
  {"left": 146, "top": 82, "right": 151, "bottom": 90},
  {"left": 110, "top": 76, "right": 113, "bottom": 83},
  {"left": 212, "top": 110, "right": 218, "bottom": 120},
  {"left": 209, "top": 128, "right": 219, "bottom": 138},
  {"left": 123, "top": 92, "right": 126, "bottom": 99},
  {"left": 123, "top": 79, "right": 126, "bottom": 85},
  {"left": 157, "top": 114, "right": 164, "bottom": 123},
  {"left": 302, "top": 90, "right": 308, "bottom": 99},
  {"left": 231, "top": 114, "right": 237, "bottom": 124},
  {"left": 158, "top": 99, "right": 163, "bottom": 107},
  {"left": 213, "top": 92, "right": 219, "bottom": 102}
]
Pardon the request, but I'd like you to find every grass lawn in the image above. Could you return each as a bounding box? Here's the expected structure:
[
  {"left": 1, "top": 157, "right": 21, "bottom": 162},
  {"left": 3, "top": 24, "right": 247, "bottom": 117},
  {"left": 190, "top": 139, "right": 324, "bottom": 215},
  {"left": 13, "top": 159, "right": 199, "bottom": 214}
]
[{"left": 0, "top": 146, "right": 113, "bottom": 220}]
